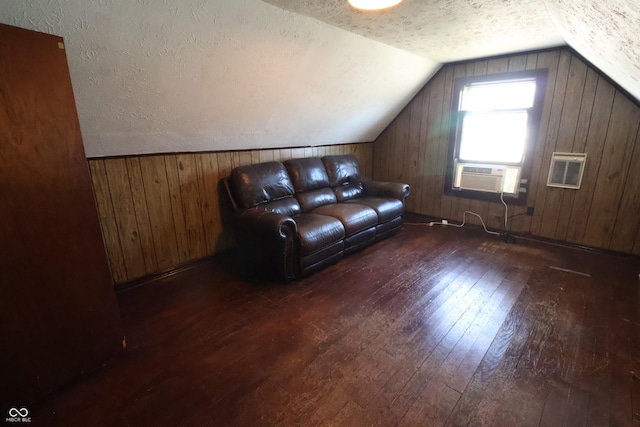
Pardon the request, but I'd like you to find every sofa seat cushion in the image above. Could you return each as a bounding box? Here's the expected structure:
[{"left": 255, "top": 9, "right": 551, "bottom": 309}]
[
  {"left": 295, "top": 187, "right": 337, "bottom": 212},
  {"left": 346, "top": 197, "right": 403, "bottom": 223},
  {"left": 310, "top": 203, "right": 377, "bottom": 237},
  {"left": 258, "top": 197, "right": 301, "bottom": 216},
  {"left": 294, "top": 213, "right": 345, "bottom": 255},
  {"left": 333, "top": 182, "right": 363, "bottom": 202}
]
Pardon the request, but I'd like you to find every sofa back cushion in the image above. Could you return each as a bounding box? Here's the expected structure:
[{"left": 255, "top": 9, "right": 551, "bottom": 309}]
[
  {"left": 285, "top": 158, "right": 337, "bottom": 212},
  {"left": 284, "top": 158, "right": 330, "bottom": 192},
  {"left": 322, "top": 154, "right": 364, "bottom": 201},
  {"left": 230, "top": 161, "right": 295, "bottom": 209}
]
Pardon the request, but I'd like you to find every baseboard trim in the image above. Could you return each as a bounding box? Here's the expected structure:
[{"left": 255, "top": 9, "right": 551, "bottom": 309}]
[
  {"left": 404, "top": 211, "right": 640, "bottom": 260},
  {"left": 114, "top": 254, "right": 220, "bottom": 294}
]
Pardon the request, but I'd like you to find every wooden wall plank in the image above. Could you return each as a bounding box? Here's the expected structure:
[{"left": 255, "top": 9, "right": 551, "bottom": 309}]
[
  {"left": 164, "top": 155, "right": 191, "bottom": 263},
  {"left": 409, "top": 85, "right": 430, "bottom": 213},
  {"left": 391, "top": 107, "right": 409, "bottom": 183},
  {"left": 238, "top": 151, "right": 252, "bottom": 166},
  {"left": 545, "top": 56, "right": 588, "bottom": 240},
  {"left": 610, "top": 122, "right": 640, "bottom": 253},
  {"left": 557, "top": 68, "right": 598, "bottom": 241},
  {"left": 125, "top": 157, "right": 159, "bottom": 275},
  {"left": 138, "top": 155, "right": 180, "bottom": 271},
  {"left": 404, "top": 91, "right": 424, "bottom": 213},
  {"left": 304, "top": 147, "right": 313, "bottom": 158},
  {"left": 291, "top": 147, "right": 305, "bottom": 159},
  {"left": 103, "top": 158, "right": 147, "bottom": 280},
  {"left": 278, "top": 148, "right": 292, "bottom": 161},
  {"left": 176, "top": 154, "right": 207, "bottom": 260},
  {"left": 436, "top": 67, "right": 455, "bottom": 220},
  {"left": 408, "top": 87, "right": 426, "bottom": 212},
  {"left": 230, "top": 151, "right": 241, "bottom": 168},
  {"left": 374, "top": 127, "right": 391, "bottom": 181},
  {"left": 474, "top": 59, "right": 488, "bottom": 75},
  {"left": 425, "top": 71, "right": 450, "bottom": 218},
  {"left": 634, "top": 214, "right": 640, "bottom": 256},
  {"left": 583, "top": 93, "right": 640, "bottom": 248},
  {"left": 215, "top": 151, "right": 235, "bottom": 252},
  {"left": 89, "top": 160, "right": 127, "bottom": 284},
  {"left": 508, "top": 54, "right": 528, "bottom": 71},
  {"left": 554, "top": 65, "right": 598, "bottom": 242},
  {"left": 564, "top": 77, "right": 616, "bottom": 244},
  {"left": 534, "top": 49, "right": 572, "bottom": 238},
  {"left": 195, "top": 154, "right": 214, "bottom": 256},
  {"left": 352, "top": 143, "right": 373, "bottom": 179},
  {"left": 250, "top": 150, "right": 261, "bottom": 164},
  {"left": 258, "top": 149, "right": 272, "bottom": 163},
  {"left": 571, "top": 68, "right": 600, "bottom": 153},
  {"left": 196, "top": 153, "right": 220, "bottom": 255}
]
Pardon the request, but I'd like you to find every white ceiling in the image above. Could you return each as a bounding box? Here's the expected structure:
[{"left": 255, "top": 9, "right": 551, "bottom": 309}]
[
  {"left": 263, "top": 0, "right": 565, "bottom": 62},
  {"left": 0, "top": 0, "right": 638, "bottom": 157},
  {"left": 264, "top": 0, "right": 640, "bottom": 99}
]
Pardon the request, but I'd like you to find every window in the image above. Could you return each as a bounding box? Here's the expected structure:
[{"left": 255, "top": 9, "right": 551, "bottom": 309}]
[{"left": 445, "top": 70, "right": 547, "bottom": 203}]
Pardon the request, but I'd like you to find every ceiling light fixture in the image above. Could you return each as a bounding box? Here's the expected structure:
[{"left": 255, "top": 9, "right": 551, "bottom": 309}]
[{"left": 348, "top": 0, "right": 403, "bottom": 11}]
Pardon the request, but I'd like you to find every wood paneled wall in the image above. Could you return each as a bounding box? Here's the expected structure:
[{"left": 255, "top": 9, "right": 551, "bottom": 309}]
[
  {"left": 89, "top": 144, "right": 373, "bottom": 285},
  {"left": 373, "top": 48, "right": 640, "bottom": 256}
]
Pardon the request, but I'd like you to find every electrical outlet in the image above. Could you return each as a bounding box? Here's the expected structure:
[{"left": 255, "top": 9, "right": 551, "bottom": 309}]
[{"left": 526, "top": 206, "right": 535, "bottom": 216}]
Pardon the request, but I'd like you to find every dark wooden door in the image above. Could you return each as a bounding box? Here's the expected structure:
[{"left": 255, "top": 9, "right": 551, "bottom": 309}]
[{"left": 0, "top": 24, "right": 123, "bottom": 406}]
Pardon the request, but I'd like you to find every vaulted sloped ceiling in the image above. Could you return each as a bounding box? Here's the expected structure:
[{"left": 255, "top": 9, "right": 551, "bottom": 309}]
[
  {"left": 263, "top": 0, "right": 565, "bottom": 62},
  {"left": 543, "top": 0, "right": 640, "bottom": 104},
  {"left": 1, "top": 0, "right": 638, "bottom": 157},
  {"left": 264, "top": 0, "right": 640, "bottom": 99}
]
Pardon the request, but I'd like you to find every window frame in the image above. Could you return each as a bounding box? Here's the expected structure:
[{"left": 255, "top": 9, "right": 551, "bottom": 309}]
[{"left": 444, "top": 69, "right": 548, "bottom": 205}]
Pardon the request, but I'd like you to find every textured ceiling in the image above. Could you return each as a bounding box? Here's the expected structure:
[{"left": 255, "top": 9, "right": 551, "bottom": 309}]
[
  {"left": 1, "top": 0, "right": 639, "bottom": 157},
  {"left": 262, "top": 0, "right": 565, "bottom": 62},
  {"left": 0, "top": 0, "right": 437, "bottom": 156},
  {"left": 264, "top": 0, "right": 640, "bottom": 101},
  {"left": 544, "top": 0, "right": 640, "bottom": 103}
]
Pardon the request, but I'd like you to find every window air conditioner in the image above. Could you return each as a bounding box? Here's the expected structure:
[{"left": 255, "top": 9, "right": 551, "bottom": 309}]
[{"left": 454, "top": 163, "right": 521, "bottom": 195}]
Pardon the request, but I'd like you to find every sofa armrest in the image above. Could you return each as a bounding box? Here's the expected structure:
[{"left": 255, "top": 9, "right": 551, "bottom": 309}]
[
  {"left": 363, "top": 181, "right": 411, "bottom": 201},
  {"left": 232, "top": 209, "right": 298, "bottom": 281},
  {"left": 235, "top": 209, "right": 297, "bottom": 240}
]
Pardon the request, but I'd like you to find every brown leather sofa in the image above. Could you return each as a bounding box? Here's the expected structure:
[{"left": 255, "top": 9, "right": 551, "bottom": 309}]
[{"left": 223, "top": 154, "right": 410, "bottom": 281}]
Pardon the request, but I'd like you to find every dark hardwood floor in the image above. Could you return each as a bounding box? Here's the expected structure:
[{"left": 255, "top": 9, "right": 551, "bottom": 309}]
[{"left": 33, "top": 222, "right": 640, "bottom": 426}]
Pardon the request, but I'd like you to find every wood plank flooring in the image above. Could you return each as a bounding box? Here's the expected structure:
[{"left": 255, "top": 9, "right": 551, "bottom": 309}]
[{"left": 33, "top": 221, "right": 640, "bottom": 426}]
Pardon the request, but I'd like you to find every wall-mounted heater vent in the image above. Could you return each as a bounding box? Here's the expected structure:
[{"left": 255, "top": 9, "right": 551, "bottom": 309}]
[
  {"left": 454, "top": 163, "right": 521, "bottom": 195},
  {"left": 547, "top": 152, "right": 586, "bottom": 189}
]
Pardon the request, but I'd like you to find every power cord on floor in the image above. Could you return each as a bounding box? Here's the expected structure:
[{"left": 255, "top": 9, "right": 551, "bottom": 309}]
[
  {"left": 406, "top": 192, "right": 516, "bottom": 243},
  {"left": 427, "top": 211, "right": 501, "bottom": 235}
]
